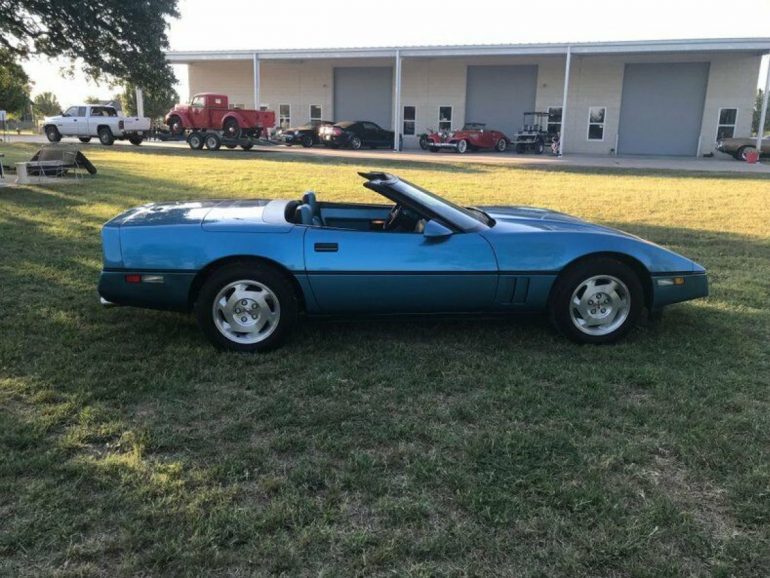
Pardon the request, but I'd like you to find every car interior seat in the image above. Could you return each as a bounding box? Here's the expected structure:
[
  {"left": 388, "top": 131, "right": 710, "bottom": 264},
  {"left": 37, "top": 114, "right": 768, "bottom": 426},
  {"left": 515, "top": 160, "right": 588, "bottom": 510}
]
[
  {"left": 302, "top": 191, "right": 322, "bottom": 224},
  {"left": 294, "top": 204, "right": 322, "bottom": 226}
]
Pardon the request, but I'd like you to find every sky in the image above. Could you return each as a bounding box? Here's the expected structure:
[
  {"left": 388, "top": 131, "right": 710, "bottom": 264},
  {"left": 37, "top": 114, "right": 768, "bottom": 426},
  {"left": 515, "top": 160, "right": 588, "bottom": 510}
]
[{"left": 22, "top": 0, "right": 770, "bottom": 105}]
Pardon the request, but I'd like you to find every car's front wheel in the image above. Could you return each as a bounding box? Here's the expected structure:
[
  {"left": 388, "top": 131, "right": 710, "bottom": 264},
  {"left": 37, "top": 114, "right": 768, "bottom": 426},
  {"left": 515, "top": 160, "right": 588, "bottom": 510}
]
[
  {"left": 196, "top": 263, "right": 298, "bottom": 352},
  {"left": 350, "top": 136, "right": 362, "bottom": 150},
  {"left": 456, "top": 139, "right": 468, "bottom": 153},
  {"left": 495, "top": 138, "right": 507, "bottom": 152},
  {"left": 45, "top": 126, "right": 62, "bottom": 142},
  {"left": 549, "top": 258, "right": 643, "bottom": 344}
]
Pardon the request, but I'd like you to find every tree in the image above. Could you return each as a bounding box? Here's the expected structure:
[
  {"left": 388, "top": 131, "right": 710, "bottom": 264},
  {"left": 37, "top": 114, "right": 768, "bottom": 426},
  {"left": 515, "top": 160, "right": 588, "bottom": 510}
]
[
  {"left": 120, "top": 84, "right": 178, "bottom": 120},
  {"left": 0, "top": 0, "right": 179, "bottom": 92},
  {"left": 84, "top": 95, "right": 102, "bottom": 104},
  {"left": 32, "top": 91, "right": 60, "bottom": 116},
  {"left": 752, "top": 89, "right": 770, "bottom": 136},
  {"left": 0, "top": 50, "right": 31, "bottom": 115}
]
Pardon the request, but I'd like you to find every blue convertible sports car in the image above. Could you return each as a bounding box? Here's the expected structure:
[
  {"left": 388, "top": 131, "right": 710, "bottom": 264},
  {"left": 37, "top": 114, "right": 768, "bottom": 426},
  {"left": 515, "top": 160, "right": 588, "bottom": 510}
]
[{"left": 98, "top": 172, "right": 708, "bottom": 351}]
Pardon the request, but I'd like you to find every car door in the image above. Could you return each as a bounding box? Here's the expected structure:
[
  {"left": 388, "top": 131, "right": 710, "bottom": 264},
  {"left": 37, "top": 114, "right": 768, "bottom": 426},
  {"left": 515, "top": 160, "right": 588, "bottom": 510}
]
[
  {"left": 303, "top": 226, "right": 499, "bottom": 313},
  {"left": 86, "top": 106, "right": 102, "bottom": 136},
  {"left": 190, "top": 95, "right": 207, "bottom": 128},
  {"left": 58, "top": 106, "right": 82, "bottom": 136},
  {"left": 361, "top": 122, "right": 384, "bottom": 146}
]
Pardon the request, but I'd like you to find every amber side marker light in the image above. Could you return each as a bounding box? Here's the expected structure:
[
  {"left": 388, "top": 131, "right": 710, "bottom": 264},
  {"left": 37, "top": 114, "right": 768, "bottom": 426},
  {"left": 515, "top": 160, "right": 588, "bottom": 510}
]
[{"left": 656, "top": 277, "right": 686, "bottom": 287}]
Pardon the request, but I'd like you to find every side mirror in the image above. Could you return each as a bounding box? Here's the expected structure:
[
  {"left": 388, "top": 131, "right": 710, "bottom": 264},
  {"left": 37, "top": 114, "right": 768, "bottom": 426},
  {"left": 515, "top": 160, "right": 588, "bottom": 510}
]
[{"left": 423, "top": 220, "right": 453, "bottom": 239}]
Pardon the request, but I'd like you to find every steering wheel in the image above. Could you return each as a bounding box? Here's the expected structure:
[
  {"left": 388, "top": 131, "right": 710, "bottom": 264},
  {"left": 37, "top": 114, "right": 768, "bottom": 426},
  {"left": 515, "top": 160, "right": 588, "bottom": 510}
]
[{"left": 384, "top": 204, "right": 403, "bottom": 231}]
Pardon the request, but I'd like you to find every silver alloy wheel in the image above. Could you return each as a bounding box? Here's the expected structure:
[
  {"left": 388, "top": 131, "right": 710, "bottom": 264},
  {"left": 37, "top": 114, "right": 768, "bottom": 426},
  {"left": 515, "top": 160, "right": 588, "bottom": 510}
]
[
  {"left": 205, "top": 135, "right": 218, "bottom": 148},
  {"left": 212, "top": 279, "right": 281, "bottom": 344},
  {"left": 496, "top": 138, "right": 507, "bottom": 152},
  {"left": 457, "top": 139, "right": 468, "bottom": 153},
  {"left": 189, "top": 134, "right": 202, "bottom": 149},
  {"left": 569, "top": 274, "right": 631, "bottom": 336}
]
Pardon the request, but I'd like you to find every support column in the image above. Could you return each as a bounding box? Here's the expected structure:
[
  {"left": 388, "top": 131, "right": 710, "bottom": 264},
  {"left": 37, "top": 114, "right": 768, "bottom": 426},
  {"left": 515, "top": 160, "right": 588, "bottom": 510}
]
[
  {"left": 252, "top": 53, "right": 261, "bottom": 110},
  {"left": 756, "top": 54, "right": 770, "bottom": 154},
  {"left": 134, "top": 87, "right": 144, "bottom": 118},
  {"left": 393, "top": 50, "right": 402, "bottom": 151},
  {"left": 558, "top": 46, "right": 572, "bottom": 157}
]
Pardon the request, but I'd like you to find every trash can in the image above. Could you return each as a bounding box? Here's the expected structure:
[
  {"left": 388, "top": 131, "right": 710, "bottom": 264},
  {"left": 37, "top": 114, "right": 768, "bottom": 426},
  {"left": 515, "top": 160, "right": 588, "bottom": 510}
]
[{"left": 745, "top": 149, "right": 760, "bottom": 164}]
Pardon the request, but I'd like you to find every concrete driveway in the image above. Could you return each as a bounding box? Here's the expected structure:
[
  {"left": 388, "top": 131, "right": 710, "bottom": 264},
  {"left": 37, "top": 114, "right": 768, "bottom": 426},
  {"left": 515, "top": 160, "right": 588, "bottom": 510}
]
[{"left": 5, "top": 132, "right": 769, "bottom": 174}]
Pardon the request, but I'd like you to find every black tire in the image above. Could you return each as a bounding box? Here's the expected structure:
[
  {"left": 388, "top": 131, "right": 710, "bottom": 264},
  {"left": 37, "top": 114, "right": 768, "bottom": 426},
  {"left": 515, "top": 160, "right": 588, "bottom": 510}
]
[
  {"left": 419, "top": 135, "right": 429, "bottom": 150},
  {"left": 204, "top": 133, "right": 222, "bottom": 151},
  {"left": 188, "top": 132, "right": 204, "bottom": 150},
  {"left": 128, "top": 136, "right": 144, "bottom": 146},
  {"left": 548, "top": 257, "right": 643, "bottom": 345},
  {"left": 167, "top": 115, "right": 184, "bottom": 135},
  {"left": 535, "top": 139, "right": 545, "bottom": 155},
  {"left": 737, "top": 146, "right": 756, "bottom": 161},
  {"left": 428, "top": 146, "right": 439, "bottom": 153},
  {"left": 225, "top": 144, "right": 237, "bottom": 149},
  {"left": 241, "top": 143, "right": 254, "bottom": 151},
  {"left": 78, "top": 137, "right": 91, "bottom": 143},
  {"left": 301, "top": 134, "right": 313, "bottom": 148},
  {"left": 98, "top": 127, "right": 114, "bottom": 145},
  {"left": 195, "top": 263, "right": 298, "bottom": 352},
  {"left": 223, "top": 118, "right": 241, "bottom": 139},
  {"left": 515, "top": 143, "right": 525, "bottom": 154},
  {"left": 495, "top": 138, "right": 507, "bottom": 152},
  {"left": 456, "top": 139, "right": 468, "bottom": 154},
  {"left": 350, "top": 136, "right": 362, "bottom": 150},
  {"left": 45, "top": 126, "right": 62, "bottom": 142}
]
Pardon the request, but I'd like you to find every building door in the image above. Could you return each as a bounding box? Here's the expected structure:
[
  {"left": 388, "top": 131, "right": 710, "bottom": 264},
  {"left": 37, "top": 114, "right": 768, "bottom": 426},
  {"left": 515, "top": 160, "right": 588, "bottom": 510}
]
[
  {"left": 465, "top": 65, "right": 538, "bottom": 136},
  {"left": 618, "top": 62, "right": 709, "bottom": 156},
  {"left": 334, "top": 67, "right": 393, "bottom": 129}
]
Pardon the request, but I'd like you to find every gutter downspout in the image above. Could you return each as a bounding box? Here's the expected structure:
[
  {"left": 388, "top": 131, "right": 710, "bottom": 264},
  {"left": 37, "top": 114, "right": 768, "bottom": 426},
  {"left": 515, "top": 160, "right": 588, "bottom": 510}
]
[
  {"left": 756, "top": 53, "right": 770, "bottom": 154},
  {"left": 559, "top": 46, "right": 572, "bottom": 157}
]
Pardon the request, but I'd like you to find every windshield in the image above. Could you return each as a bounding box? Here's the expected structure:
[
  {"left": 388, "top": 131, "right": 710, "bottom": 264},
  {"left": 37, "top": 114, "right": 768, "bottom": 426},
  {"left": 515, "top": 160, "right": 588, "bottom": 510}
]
[{"left": 390, "top": 178, "right": 493, "bottom": 230}]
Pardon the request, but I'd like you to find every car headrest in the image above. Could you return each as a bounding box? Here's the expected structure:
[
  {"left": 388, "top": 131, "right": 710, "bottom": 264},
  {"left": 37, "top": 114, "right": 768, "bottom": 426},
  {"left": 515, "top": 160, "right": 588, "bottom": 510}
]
[
  {"left": 294, "top": 204, "right": 314, "bottom": 225},
  {"left": 302, "top": 191, "right": 317, "bottom": 208}
]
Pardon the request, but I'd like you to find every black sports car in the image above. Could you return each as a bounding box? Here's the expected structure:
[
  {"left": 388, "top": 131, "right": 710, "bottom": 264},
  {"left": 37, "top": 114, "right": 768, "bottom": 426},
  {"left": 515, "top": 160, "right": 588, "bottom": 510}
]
[
  {"left": 319, "top": 121, "right": 399, "bottom": 150},
  {"left": 277, "top": 120, "right": 334, "bottom": 147}
]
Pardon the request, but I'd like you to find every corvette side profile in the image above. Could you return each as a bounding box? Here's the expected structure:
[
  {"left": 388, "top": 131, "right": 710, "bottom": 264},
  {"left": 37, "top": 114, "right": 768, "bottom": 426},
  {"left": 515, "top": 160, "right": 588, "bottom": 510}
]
[{"left": 98, "top": 173, "right": 708, "bottom": 351}]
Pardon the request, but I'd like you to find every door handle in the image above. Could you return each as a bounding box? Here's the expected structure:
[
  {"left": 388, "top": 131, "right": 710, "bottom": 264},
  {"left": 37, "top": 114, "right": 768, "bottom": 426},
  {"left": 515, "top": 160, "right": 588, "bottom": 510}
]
[{"left": 314, "top": 242, "right": 338, "bottom": 253}]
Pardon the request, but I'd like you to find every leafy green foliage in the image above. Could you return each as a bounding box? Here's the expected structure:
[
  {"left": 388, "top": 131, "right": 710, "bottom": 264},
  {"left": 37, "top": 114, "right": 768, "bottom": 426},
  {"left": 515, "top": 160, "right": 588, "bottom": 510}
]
[
  {"left": 752, "top": 89, "right": 770, "bottom": 136},
  {"left": 0, "top": 0, "right": 179, "bottom": 91},
  {"left": 0, "top": 144, "right": 768, "bottom": 575},
  {"left": 31, "top": 91, "right": 61, "bottom": 117},
  {"left": 120, "top": 83, "right": 179, "bottom": 120},
  {"left": 0, "top": 50, "right": 31, "bottom": 115}
]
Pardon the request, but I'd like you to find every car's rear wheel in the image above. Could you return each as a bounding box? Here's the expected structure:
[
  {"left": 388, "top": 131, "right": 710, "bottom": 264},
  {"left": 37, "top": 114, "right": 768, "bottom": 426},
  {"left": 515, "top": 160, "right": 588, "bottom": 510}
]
[
  {"left": 223, "top": 118, "right": 241, "bottom": 139},
  {"left": 535, "top": 139, "right": 545, "bottom": 154},
  {"left": 195, "top": 263, "right": 298, "bottom": 352},
  {"left": 301, "top": 134, "right": 313, "bottom": 147},
  {"left": 549, "top": 258, "right": 643, "bottom": 344},
  {"left": 78, "top": 137, "right": 91, "bottom": 143},
  {"left": 456, "top": 139, "right": 468, "bottom": 154},
  {"left": 98, "top": 127, "right": 115, "bottom": 145},
  {"left": 738, "top": 146, "right": 756, "bottom": 161},
  {"left": 495, "top": 138, "right": 507, "bottom": 152},
  {"left": 128, "top": 136, "right": 144, "bottom": 146},
  {"left": 350, "top": 136, "right": 362, "bottom": 150}
]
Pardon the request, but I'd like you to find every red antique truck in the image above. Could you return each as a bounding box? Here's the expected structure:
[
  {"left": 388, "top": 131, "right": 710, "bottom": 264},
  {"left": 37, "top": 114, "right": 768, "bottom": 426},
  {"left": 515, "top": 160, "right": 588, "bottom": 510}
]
[{"left": 164, "top": 93, "right": 275, "bottom": 151}]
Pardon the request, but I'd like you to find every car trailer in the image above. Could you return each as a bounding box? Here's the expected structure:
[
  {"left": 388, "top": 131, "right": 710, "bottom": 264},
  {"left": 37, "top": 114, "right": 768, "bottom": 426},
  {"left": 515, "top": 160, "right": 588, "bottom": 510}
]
[{"left": 186, "top": 130, "right": 272, "bottom": 151}]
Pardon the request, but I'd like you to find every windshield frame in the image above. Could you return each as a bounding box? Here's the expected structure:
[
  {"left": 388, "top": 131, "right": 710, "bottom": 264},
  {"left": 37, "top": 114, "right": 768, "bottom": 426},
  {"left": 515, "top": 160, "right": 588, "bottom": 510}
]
[{"left": 364, "top": 175, "right": 492, "bottom": 233}]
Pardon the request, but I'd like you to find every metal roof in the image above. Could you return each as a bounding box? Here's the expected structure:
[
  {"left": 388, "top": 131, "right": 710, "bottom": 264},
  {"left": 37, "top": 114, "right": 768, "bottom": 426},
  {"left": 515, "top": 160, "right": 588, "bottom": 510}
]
[{"left": 167, "top": 37, "right": 770, "bottom": 62}]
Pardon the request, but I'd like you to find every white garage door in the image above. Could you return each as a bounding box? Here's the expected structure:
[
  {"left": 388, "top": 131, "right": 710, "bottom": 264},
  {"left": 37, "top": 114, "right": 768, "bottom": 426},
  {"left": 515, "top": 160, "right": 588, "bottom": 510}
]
[
  {"left": 618, "top": 62, "right": 710, "bottom": 156},
  {"left": 334, "top": 67, "right": 393, "bottom": 129}
]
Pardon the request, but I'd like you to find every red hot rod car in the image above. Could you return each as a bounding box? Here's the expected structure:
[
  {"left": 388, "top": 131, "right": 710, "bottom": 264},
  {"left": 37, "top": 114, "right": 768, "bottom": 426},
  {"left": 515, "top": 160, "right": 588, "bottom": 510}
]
[
  {"left": 165, "top": 93, "right": 275, "bottom": 140},
  {"left": 425, "top": 123, "right": 510, "bottom": 153}
]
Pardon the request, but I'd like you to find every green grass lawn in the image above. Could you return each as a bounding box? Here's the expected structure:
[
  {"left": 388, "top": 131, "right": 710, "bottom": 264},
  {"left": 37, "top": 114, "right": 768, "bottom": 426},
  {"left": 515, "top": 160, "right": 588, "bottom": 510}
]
[{"left": 1, "top": 143, "right": 769, "bottom": 576}]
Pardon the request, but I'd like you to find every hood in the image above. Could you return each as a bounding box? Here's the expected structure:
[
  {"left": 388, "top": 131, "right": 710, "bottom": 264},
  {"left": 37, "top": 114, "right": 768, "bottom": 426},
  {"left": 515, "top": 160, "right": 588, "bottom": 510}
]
[{"left": 482, "top": 205, "right": 637, "bottom": 237}]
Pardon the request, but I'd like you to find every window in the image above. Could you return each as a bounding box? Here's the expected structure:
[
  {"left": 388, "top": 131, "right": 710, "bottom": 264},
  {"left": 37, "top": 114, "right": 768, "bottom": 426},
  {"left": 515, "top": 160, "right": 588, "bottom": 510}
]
[
  {"left": 63, "top": 106, "right": 78, "bottom": 117},
  {"left": 587, "top": 106, "right": 606, "bottom": 141},
  {"left": 310, "top": 105, "right": 322, "bottom": 122},
  {"left": 213, "top": 97, "right": 224, "bottom": 106},
  {"left": 228, "top": 103, "right": 244, "bottom": 109},
  {"left": 438, "top": 106, "right": 452, "bottom": 131},
  {"left": 279, "top": 104, "right": 290, "bottom": 129},
  {"left": 362, "top": 122, "right": 381, "bottom": 130},
  {"left": 547, "top": 107, "right": 562, "bottom": 138},
  {"left": 717, "top": 108, "right": 737, "bottom": 140},
  {"left": 191, "top": 96, "right": 204, "bottom": 108},
  {"left": 403, "top": 106, "right": 416, "bottom": 135},
  {"left": 90, "top": 106, "right": 103, "bottom": 117}
]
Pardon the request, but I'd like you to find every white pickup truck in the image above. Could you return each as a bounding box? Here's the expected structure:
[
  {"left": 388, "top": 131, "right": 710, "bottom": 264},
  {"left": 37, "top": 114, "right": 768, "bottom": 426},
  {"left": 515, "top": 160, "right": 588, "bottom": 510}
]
[{"left": 43, "top": 105, "right": 151, "bottom": 146}]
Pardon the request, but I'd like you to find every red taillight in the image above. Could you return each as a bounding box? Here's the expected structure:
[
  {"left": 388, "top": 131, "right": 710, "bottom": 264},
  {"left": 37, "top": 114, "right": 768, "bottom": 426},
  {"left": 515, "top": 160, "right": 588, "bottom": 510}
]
[
  {"left": 333, "top": 127, "right": 342, "bottom": 136},
  {"left": 125, "top": 274, "right": 142, "bottom": 283}
]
